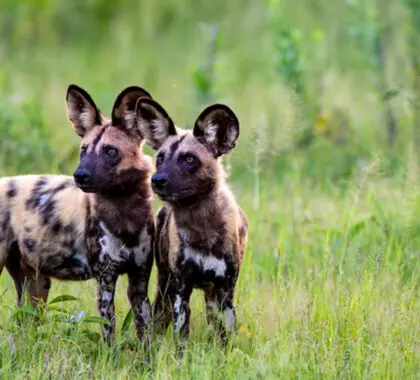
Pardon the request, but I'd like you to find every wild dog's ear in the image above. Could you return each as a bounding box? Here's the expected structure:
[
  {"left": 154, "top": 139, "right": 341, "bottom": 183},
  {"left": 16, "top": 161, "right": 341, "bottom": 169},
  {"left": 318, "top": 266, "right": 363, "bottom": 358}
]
[
  {"left": 111, "top": 86, "right": 152, "bottom": 137},
  {"left": 66, "top": 85, "right": 102, "bottom": 137},
  {"left": 193, "top": 104, "right": 239, "bottom": 157},
  {"left": 135, "top": 98, "right": 177, "bottom": 150}
]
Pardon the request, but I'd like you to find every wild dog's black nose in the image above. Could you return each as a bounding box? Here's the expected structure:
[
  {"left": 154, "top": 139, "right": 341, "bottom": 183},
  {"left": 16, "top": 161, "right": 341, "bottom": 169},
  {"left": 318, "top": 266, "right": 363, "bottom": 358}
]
[
  {"left": 152, "top": 173, "right": 168, "bottom": 191},
  {"left": 73, "top": 168, "right": 92, "bottom": 186}
]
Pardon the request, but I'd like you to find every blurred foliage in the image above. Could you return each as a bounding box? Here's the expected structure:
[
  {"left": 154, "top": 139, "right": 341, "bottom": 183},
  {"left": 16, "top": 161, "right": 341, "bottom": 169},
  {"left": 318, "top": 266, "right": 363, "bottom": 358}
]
[{"left": 0, "top": 0, "right": 418, "bottom": 183}]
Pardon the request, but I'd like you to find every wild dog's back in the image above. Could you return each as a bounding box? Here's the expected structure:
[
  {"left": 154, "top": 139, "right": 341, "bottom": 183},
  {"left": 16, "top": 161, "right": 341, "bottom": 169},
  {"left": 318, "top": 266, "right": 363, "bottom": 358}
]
[{"left": 0, "top": 175, "right": 89, "bottom": 280}]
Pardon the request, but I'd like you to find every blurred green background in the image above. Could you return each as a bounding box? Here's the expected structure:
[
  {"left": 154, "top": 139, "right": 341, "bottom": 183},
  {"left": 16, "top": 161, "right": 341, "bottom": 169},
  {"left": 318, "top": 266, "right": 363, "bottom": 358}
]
[
  {"left": 0, "top": 1, "right": 419, "bottom": 377},
  {"left": 1, "top": 0, "right": 418, "bottom": 180}
]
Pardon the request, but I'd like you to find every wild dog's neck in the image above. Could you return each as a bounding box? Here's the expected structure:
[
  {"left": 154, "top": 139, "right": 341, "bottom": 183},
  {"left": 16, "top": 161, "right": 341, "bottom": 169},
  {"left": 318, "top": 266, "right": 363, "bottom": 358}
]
[
  {"left": 169, "top": 183, "right": 226, "bottom": 232},
  {"left": 91, "top": 180, "right": 153, "bottom": 247}
]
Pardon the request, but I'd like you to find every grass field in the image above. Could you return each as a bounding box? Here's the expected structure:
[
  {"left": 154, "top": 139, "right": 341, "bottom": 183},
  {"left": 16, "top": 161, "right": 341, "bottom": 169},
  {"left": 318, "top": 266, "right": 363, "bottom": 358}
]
[{"left": 0, "top": 0, "right": 419, "bottom": 378}]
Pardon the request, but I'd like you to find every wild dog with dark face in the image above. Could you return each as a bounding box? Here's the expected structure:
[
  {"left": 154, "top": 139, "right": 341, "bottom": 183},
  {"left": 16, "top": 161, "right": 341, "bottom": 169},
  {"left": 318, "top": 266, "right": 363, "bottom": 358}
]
[
  {"left": 0, "top": 85, "right": 155, "bottom": 344},
  {"left": 136, "top": 98, "right": 248, "bottom": 351}
]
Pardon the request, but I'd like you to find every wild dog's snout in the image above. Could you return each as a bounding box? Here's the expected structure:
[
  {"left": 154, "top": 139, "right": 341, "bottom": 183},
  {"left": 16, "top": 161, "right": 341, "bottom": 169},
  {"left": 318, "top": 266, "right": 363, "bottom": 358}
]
[
  {"left": 152, "top": 172, "right": 169, "bottom": 191},
  {"left": 73, "top": 167, "right": 92, "bottom": 186}
]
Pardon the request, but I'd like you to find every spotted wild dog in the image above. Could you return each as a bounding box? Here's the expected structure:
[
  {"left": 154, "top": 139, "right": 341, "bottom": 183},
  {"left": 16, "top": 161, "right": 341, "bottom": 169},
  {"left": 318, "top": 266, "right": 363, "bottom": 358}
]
[
  {"left": 135, "top": 98, "right": 248, "bottom": 351},
  {"left": 0, "top": 85, "right": 155, "bottom": 344}
]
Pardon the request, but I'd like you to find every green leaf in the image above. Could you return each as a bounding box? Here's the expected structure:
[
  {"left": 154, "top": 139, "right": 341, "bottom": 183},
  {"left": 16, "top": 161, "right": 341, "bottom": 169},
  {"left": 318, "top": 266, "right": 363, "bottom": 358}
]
[
  {"left": 46, "top": 306, "right": 71, "bottom": 314},
  {"left": 80, "top": 316, "right": 112, "bottom": 326},
  {"left": 48, "top": 295, "right": 78, "bottom": 305},
  {"left": 348, "top": 215, "right": 377, "bottom": 239},
  {"left": 383, "top": 87, "right": 400, "bottom": 102},
  {"left": 121, "top": 308, "right": 133, "bottom": 335},
  {"left": 12, "top": 306, "right": 40, "bottom": 323},
  {"left": 80, "top": 329, "right": 102, "bottom": 343}
]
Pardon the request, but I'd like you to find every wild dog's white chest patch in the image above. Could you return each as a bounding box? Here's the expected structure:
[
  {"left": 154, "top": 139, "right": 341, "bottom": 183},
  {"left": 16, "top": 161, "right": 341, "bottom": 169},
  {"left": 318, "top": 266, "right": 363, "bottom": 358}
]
[
  {"left": 183, "top": 248, "right": 227, "bottom": 277},
  {"left": 98, "top": 222, "right": 151, "bottom": 267},
  {"left": 98, "top": 222, "right": 125, "bottom": 263},
  {"left": 179, "top": 230, "right": 226, "bottom": 277},
  {"left": 130, "top": 227, "right": 152, "bottom": 267}
]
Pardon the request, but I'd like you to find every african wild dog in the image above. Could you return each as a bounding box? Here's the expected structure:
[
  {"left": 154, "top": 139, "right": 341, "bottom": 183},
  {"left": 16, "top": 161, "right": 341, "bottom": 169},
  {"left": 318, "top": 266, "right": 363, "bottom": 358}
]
[
  {"left": 0, "top": 85, "right": 155, "bottom": 344},
  {"left": 135, "top": 98, "right": 248, "bottom": 351}
]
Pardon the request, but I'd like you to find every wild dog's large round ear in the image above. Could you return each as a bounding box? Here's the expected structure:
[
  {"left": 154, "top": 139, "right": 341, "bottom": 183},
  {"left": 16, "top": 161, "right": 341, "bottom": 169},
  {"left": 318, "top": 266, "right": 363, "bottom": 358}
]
[
  {"left": 111, "top": 86, "right": 152, "bottom": 137},
  {"left": 193, "top": 104, "right": 240, "bottom": 157},
  {"left": 135, "top": 98, "right": 177, "bottom": 150},
  {"left": 66, "top": 84, "right": 102, "bottom": 137}
]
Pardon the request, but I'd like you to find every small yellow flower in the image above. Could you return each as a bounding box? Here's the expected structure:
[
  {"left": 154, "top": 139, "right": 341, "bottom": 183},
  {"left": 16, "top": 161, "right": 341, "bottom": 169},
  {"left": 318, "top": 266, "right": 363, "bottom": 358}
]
[
  {"left": 410, "top": 68, "right": 417, "bottom": 79},
  {"left": 314, "top": 112, "right": 331, "bottom": 134},
  {"left": 239, "top": 326, "right": 246, "bottom": 334},
  {"left": 246, "top": 331, "right": 253, "bottom": 339}
]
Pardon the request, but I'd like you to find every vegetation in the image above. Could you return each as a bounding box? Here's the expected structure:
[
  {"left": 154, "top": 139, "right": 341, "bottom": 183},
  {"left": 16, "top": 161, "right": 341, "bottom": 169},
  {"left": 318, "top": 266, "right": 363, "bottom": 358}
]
[{"left": 0, "top": 0, "right": 419, "bottom": 378}]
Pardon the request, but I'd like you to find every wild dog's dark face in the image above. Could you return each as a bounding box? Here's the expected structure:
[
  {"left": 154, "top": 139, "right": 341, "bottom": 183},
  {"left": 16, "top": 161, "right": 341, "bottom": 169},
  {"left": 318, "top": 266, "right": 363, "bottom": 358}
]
[
  {"left": 135, "top": 99, "right": 240, "bottom": 202},
  {"left": 67, "top": 85, "right": 152, "bottom": 195}
]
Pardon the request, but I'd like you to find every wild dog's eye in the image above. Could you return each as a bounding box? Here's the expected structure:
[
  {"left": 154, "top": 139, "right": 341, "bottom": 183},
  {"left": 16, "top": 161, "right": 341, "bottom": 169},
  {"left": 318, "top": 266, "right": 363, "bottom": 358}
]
[
  {"left": 184, "top": 154, "right": 195, "bottom": 164},
  {"left": 156, "top": 153, "right": 164, "bottom": 166},
  {"left": 103, "top": 146, "right": 119, "bottom": 158}
]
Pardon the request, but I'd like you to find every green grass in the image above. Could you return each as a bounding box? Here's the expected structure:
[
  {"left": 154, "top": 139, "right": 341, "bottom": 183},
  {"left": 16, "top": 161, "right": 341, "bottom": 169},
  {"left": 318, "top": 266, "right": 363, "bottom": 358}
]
[{"left": 0, "top": 0, "right": 419, "bottom": 378}]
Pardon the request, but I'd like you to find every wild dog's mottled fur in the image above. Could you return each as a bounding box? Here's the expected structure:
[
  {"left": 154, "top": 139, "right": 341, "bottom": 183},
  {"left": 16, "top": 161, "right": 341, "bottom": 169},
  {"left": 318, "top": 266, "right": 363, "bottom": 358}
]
[
  {"left": 136, "top": 98, "right": 248, "bottom": 351},
  {"left": 0, "top": 85, "right": 155, "bottom": 344}
]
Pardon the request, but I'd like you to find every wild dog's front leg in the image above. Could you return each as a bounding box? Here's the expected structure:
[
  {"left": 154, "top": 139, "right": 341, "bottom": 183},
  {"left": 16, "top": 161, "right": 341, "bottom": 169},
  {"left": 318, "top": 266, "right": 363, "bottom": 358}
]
[
  {"left": 205, "top": 287, "right": 237, "bottom": 344},
  {"left": 173, "top": 280, "right": 193, "bottom": 355},
  {"left": 97, "top": 274, "right": 118, "bottom": 344},
  {"left": 127, "top": 269, "right": 152, "bottom": 343}
]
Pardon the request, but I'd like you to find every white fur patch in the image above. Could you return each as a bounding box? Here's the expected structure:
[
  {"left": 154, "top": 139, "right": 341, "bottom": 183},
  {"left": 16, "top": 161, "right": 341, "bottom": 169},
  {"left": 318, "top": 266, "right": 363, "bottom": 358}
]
[
  {"left": 206, "top": 300, "right": 219, "bottom": 314},
  {"left": 124, "top": 111, "right": 137, "bottom": 130},
  {"left": 174, "top": 294, "right": 186, "bottom": 331},
  {"left": 151, "top": 118, "right": 169, "bottom": 143},
  {"left": 101, "top": 290, "right": 114, "bottom": 303},
  {"left": 98, "top": 222, "right": 124, "bottom": 263},
  {"left": 39, "top": 194, "right": 50, "bottom": 206},
  {"left": 205, "top": 122, "right": 218, "bottom": 143},
  {"left": 224, "top": 307, "right": 235, "bottom": 331},
  {"left": 73, "top": 253, "right": 89, "bottom": 267},
  {"left": 178, "top": 229, "right": 226, "bottom": 277},
  {"left": 80, "top": 109, "right": 93, "bottom": 128},
  {"left": 141, "top": 300, "right": 151, "bottom": 324},
  {"left": 131, "top": 228, "right": 151, "bottom": 267},
  {"left": 183, "top": 247, "right": 226, "bottom": 277}
]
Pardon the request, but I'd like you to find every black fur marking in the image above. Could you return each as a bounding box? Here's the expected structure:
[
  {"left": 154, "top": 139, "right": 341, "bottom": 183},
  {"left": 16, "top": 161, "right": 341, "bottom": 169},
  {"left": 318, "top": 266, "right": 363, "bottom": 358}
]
[
  {"left": 7, "top": 180, "right": 17, "bottom": 198},
  {"left": 91, "top": 125, "right": 108, "bottom": 151},
  {"left": 25, "top": 177, "right": 48, "bottom": 210},
  {"left": 51, "top": 221, "right": 62, "bottom": 234},
  {"left": 64, "top": 224, "right": 73, "bottom": 234},
  {"left": 39, "top": 253, "right": 92, "bottom": 281},
  {"left": 6, "top": 241, "right": 24, "bottom": 306},
  {"left": 23, "top": 238, "right": 36, "bottom": 252},
  {"left": 43, "top": 278, "right": 51, "bottom": 290},
  {"left": 0, "top": 209, "right": 10, "bottom": 238},
  {"left": 41, "top": 200, "right": 56, "bottom": 225},
  {"left": 168, "top": 135, "right": 187, "bottom": 160},
  {"left": 26, "top": 179, "right": 73, "bottom": 225}
]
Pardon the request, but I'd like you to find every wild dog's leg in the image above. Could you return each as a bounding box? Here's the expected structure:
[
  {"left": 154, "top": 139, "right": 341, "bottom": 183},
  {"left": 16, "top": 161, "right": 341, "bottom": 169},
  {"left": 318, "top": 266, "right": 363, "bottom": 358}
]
[
  {"left": 127, "top": 266, "right": 152, "bottom": 343},
  {"left": 204, "top": 287, "right": 226, "bottom": 340},
  {"left": 173, "top": 279, "right": 193, "bottom": 355},
  {"left": 97, "top": 273, "right": 118, "bottom": 344},
  {"left": 152, "top": 207, "right": 173, "bottom": 333},
  {"left": 6, "top": 241, "right": 25, "bottom": 306},
  {"left": 153, "top": 268, "right": 175, "bottom": 333},
  {"left": 28, "top": 274, "right": 51, "bottom": 307},
  {"left": 207, "top": 286, "right": 237, "bottom": 344},
  {"left": 127, "top": 220, "right": 154, "bottom": 343}
]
